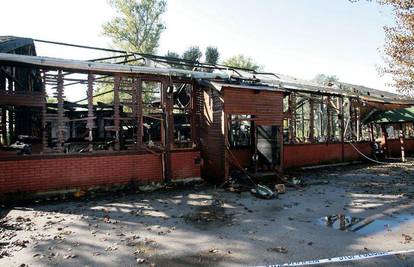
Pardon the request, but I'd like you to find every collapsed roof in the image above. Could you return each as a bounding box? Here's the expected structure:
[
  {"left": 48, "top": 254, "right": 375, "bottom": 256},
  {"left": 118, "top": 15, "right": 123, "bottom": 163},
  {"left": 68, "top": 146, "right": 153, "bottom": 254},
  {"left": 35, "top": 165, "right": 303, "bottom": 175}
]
[
  {"left": 364, "top": 106, "right": 414, "bottom": 124},
  {"left": 0, "top": 36, "right": 36, "bottom": 53},
  {"left": 0, "top": 36, "right": 413, "bottom": 106}
]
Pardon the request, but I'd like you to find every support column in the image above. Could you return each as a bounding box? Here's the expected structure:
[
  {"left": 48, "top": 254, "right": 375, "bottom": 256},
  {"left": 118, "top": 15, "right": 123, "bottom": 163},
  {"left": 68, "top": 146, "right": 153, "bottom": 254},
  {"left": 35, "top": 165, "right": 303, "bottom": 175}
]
[
  {"left": 356, "top": 105, "right": 361, "bottom": 141},
  {"left": 162, "top": 81, "right": 173, "bottom": 182},
  {"left": 134, "top": 78, "right": 142, "bottom": 149},
  {"left": 309, "top": 96, "right": 315, "bottom": 142},
  {"left": 288, "top": 93, "right": 296, "bottom": 143},
  {"left": 113, "top": 75, "right": 121, "bottom": 151},
  {"left": 1, "top": 107, "right": 7, "bottom": 145},
  {"left": 326, "top": 96, "right": 332, "bottom": 142},
  {"left": 381, "top": 124, "right": 389, "bottom": 158},
  {"left": 41, "top": 71, "right": 48, "bottom": 153},
  {"left": 399, "top": 123, "right": 406, "bottom": 162},
  {"left": 339, "top": 97, "right": 345, "bottom": 162},
  {"left": 0, "top": 70, "right": 5, "bottom": 145},
  {"left": 87, "top": 73, "right": 95, "bottom": 151},
  {"left": 56, "top": 70, "right": 65, "bottom": 152},
  {"left": 369, "top": 123, "right": 375, "bottom": 142}
]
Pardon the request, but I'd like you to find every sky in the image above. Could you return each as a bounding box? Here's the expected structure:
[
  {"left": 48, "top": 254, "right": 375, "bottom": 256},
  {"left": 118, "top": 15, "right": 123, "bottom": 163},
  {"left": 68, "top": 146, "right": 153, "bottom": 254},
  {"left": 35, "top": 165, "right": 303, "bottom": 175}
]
[{"left": 0, "top": 0, "right": 396, "bottom": 101}]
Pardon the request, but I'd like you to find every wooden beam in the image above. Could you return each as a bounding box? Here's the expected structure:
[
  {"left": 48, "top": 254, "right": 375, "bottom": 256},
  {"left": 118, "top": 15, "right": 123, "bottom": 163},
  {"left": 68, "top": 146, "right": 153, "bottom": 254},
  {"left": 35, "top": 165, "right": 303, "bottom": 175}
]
[
  {"left": 87, "top": 73, "right": 95, "bottom": 151},
  {"left": 356, "top": 105, "right": 361, "bottom": 141},
  {"left": 339, "top": 97, "right": 345, "bottom": 162},
  {"left": 41, "top": 71, "right": 48, "bottom": 153},
  {"left": 1, "top": 67, "right": 26, "bottom": 91},
  {"left": 381, "top": 124, "right": 389, "bottom": 158},
  {"left": 309, "top": 95, "right": 315, "bottom": 142},
  {"left": 57, "top": 70, "right": 65, "bottom": 152},
  {"left": 113, "top": 75, "right": 121, "bottom": 150},
  {"left": 289, "top": 93, "right": 296, "bottom": 143},
  {"left": 162, "top": 81, "right": 173, "bottom": 182},
  {"left": 1, "top": 107, "right": 7, "bottom": 145},
  {"left": 0, "top": 53, "right": 229, "bottom": 79},
  {"left": 369, "top": 123, "right": 375, "bottom": 142},
  {"left": 399, "top": 123, "right": 406, "bottom": 162},
  {"left": 135, "top": 77, "right": 143, "bottom": 149},
  {"left": 326, "top": 96, "right": 332, "bottom": 142}
]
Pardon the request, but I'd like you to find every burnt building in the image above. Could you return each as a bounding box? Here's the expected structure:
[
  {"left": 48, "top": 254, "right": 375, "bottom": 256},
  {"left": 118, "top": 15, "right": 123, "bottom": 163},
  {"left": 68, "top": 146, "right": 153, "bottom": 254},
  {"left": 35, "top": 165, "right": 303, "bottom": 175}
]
[{"left": 0, "top": 37, "right": 413, "bottom": 196}]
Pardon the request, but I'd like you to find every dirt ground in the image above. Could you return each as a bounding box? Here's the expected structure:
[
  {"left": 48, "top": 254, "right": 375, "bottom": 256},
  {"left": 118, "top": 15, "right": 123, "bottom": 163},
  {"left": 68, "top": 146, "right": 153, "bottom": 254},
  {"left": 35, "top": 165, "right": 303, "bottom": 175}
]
[{"left": 1, "top": 160, "right": 414, "bottom": 267}]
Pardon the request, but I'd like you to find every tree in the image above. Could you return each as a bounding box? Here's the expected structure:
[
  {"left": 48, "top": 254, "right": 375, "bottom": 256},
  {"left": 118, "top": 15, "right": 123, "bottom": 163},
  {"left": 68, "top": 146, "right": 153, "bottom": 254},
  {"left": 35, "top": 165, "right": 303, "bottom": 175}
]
[
  {"left": 381, "top": 0, "right": 414, "bottom": 95},
  {"left": 165, "top": 51, "right": 182, "bottom": 69},
  {"left": 102, "top": 0, "right": 167, "bottom": 54},
  {"left": 165, "top": 51, "right": 180, "bottom": 59},
  {"left": 182, "top": 46, "right": 203, "bottom": 62},
  {"left": 222, "top": 54, "right": 262, "bottom": 71},
  {"left": 313, "top": 74, "right": 339, "bottom": 86},
  {"left": 205, "top": 46, "right": 220, "bottom": 65},
  {"left": 96, "top": 0, "right": 167, "bottom": 104},
  {"left": 182, "top": 46, "right": 202, "bottom": 70},
  {"left": 351, "top": 0, "right": 414, "bottom": 94}
]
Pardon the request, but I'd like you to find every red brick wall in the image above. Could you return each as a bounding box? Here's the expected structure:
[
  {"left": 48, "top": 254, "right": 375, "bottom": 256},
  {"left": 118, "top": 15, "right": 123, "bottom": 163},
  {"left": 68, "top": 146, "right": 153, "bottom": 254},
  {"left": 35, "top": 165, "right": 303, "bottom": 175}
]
[
  {"left": 283, "top": 142, "right": 373, "bottom": 168},
  {"left": 387, "top": 138, "right": 414, "bottom": 157},
  {"left": 0, "top": 153, "right": 163, "bottom": 194},
  {"left": 171, "top": 150, "right": 201, "bottom": 180},
  {"left": 223, "top": 88, "right": 284, "bottom": 125}
]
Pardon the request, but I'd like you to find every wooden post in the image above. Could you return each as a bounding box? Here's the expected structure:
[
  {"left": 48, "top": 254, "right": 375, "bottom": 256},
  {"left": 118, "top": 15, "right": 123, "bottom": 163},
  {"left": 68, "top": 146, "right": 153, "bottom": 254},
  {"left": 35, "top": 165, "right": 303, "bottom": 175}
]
[
  {"left": 8, "top": 106, "right": 14, "bottom": 143},
  {"left": 224, "top": 113, "right": 230, "bottom": 180},
  {"left": 87, "top": 73, "right": 95, "bottom": 151},
  {"left": 326, "top": 96, "right": 332, "bottom": 142},
  {"left": 41, "top": 71, "right": 47, "bottom": 153},
  {"left": 113, "top": 75, "right": 121, "bottom": 150},
  {"left": 309, "top": 95, "right": 315, "bottom": 142},
  {"left": 381, "top": 124, "right": 389, "bottom": 158},
  {"left": 349, "top": 100, "right": 354, "bottom": 140},
  {"left": 0, "top": 69, "right": 5, "bottom": 91},
  {"left": 1, "top": 107, "right": 7, "bottom": 145},
  {"left": 369, "top": 123, "right": 375, "bottom": 142},
  {"left": 288, "top": 93, "right": 296, "bottom": 143},
  {"left": 339, "top": 97, "right": 345, "bottom": 162},
  {"left": 356, "top": 105, "right": 361, "bottom": 141},
  {"left": 162, "top": 81, "right": 173, "bottom": 182},
  {"left": 0, "top": 71, "right": 4, "bottom": 145},
  {"left": 135, "top": 78, "right": 142, "bottom": 149},
  {"left": 56, "top": 70, "right": 65, "bottom": 152},
  {"left": 399, "top": 123, "right": 406, "bottom": 162}
]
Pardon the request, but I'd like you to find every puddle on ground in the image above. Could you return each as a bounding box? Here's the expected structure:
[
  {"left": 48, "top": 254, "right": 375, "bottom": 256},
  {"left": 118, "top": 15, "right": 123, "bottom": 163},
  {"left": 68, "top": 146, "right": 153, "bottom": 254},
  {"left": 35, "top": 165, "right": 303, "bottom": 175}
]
[{"left": 319, "top": 213, "right": 414, "bottom": 235}]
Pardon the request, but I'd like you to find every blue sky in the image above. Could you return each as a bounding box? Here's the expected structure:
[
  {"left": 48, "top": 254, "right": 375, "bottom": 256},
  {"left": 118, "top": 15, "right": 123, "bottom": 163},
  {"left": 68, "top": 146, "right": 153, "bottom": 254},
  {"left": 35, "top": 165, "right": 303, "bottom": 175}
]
[{"left": 0, "top": 0, "right": 395, "bottom": 99}]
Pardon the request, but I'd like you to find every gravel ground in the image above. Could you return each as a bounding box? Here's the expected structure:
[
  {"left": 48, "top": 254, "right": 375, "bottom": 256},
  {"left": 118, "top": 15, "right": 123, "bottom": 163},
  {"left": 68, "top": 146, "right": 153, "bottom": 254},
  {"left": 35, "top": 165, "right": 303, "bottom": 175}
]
[{"left": 1, "top": 160, "right": 414, "bottom": 267}]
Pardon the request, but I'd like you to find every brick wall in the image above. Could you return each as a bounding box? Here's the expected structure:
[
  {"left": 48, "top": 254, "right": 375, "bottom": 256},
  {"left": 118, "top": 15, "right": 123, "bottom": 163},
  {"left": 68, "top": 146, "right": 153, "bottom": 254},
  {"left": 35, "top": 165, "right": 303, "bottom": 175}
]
[
  {"left": 223, "top": 87, "right": 284, "bottom": 125},
  {"left": 171, "top": 150, "right": 201, "bottom": 180},
  {"left": 387, "top": 138, "right": 414, "bottom": 157},
  {"left": 283, "top": 142, "right": 373, "bottom": 168},
  {"left": 0, "top": 150, "right": 200, "bottom": 194}
]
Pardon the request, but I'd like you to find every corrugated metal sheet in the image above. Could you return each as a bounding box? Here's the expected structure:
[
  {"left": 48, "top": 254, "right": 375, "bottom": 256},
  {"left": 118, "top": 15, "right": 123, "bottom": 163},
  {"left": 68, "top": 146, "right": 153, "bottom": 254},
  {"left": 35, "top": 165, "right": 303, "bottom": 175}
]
[
  {"left": 365, "top": 106, "right": 414, "bottom": 124},
  {"left": 0, "top": 36, "right": 34, "bottom": 53}
]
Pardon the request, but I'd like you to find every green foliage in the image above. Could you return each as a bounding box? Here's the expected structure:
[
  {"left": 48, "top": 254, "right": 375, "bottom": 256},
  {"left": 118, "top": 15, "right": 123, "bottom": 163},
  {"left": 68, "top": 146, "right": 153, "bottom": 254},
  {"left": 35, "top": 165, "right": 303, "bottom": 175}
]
[
  {"left": 351, "top": 0, "right": 414, "bottom": 94},
  {"left": 97, "top": 0, "right": 167, "bottom": 104},
  {"left": 93, "top": 87, "right": 115, "bottom": 104},
  {"left": 222, "top": 54, "right": 262, "bottom": 71},
  {"left": 182, "top": 46, "right": 202, "bottom": 62},
  {"left": 312, "top": 74, "right": 339, "bottom": 86},
  {"left": 164, "top": 51, "right": 182, "bottom": 69},
  {"left": 181, "top": 46, "right": 202, "bottom": 70},
  {"left": 165, "top": 51, "right": 180, "bottom": 59},
  {"left": 102, "top": 0, "right": 167, "bottom": 54},
  {"left": 205, "top": 46, "right": 220, "bottom": 65}
]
